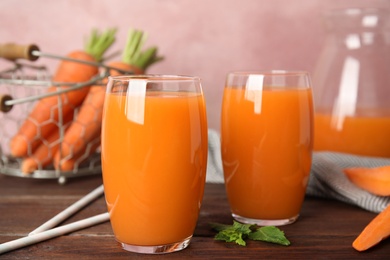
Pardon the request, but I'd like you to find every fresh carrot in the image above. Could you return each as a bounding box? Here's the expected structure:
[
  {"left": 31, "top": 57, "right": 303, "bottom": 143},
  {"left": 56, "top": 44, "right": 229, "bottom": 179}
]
[
  {"left": 52, "top": 62, "right": 128, "bottom": 172},
  {"left": 56, "top": 138, "right": 101, "bottom": 172},
  {"left": 54, "top": 29, "right": 163, "bottom": 171},
  {"left": 20, "top": 113, "right": 74, "bottom": 174},
  {"left": 343, "top": 165, "right": 390, "bottom": 196},
  {"left": 353, "top": 203, "right": 390, "bottom": 251},
  {"left": 9, "top": 28, "right": 116, "bottom": 158}
]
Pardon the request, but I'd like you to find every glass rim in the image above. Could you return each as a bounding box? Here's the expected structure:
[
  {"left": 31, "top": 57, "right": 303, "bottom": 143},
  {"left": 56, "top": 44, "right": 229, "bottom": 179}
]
[
  {"left": 227, "top": 70, "right": 310, "bottom": 77},
  {"left": 322, "top": 7, "right": 389, "bottom": 18},
  {"left": 108, "top": 74, "right": 201, "bottom": 83}
]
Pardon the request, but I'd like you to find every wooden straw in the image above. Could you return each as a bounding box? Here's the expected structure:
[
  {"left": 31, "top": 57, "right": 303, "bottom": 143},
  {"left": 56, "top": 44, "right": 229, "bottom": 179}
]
[
  {"left": 29, "top": 184, "right": 105, "bottom": 235},
  {"left": 0, "top": 212, "right": 109, "bottom": 255}
]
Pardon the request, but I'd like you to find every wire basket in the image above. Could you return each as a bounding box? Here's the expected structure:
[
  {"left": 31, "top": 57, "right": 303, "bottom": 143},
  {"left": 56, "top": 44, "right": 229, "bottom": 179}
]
[{"left": 0, "top": 46, "right": 106, "bottom": 184}]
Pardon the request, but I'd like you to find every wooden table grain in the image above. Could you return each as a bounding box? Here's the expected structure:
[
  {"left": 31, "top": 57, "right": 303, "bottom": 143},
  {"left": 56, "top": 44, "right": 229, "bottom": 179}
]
[{"left": 0, "top": 173, "right": 389, "bottom": 259}]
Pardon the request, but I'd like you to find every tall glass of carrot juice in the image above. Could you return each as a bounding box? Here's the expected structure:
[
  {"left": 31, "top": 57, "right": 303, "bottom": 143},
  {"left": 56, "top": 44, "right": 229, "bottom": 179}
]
[
  {"left": 221, "top": 71, "right": 314, "bottom": 226},
  {"left": 101, "top": 75, "right": 208, "bottom": 254}
]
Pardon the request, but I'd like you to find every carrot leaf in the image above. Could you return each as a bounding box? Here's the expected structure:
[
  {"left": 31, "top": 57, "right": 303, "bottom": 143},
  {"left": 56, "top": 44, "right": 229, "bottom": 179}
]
[
  {"left": 84, "top": 28, "right": 117, "bottom": 62},
  {"left": 122, "top": 29, "right": 163, "bottom": 71}
]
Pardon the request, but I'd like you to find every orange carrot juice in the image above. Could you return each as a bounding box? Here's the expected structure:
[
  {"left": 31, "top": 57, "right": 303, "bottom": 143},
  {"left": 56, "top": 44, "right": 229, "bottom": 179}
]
[
  {"left": 314, "top": 113, "right": 390, "bottom": 157},
  {"left": 101, "top": 91, "right": 208, "bottom": 246},
  {"left": 221, "top": 87, "right": 313, "bottom": 221}
]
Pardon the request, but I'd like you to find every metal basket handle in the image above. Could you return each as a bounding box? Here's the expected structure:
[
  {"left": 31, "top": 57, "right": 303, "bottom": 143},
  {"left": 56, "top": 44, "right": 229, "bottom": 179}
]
[
  {"left": 0, "top": 43, "right": 40, "bottom": 61},
  {"left": 0, "top": 94, "right": 13, "bottom": 113}
]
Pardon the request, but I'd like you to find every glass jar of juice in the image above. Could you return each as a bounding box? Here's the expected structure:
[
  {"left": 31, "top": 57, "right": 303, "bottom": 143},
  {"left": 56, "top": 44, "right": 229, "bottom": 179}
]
[{"left": 313, "top": 8, "right": 390, "bottom": 158}]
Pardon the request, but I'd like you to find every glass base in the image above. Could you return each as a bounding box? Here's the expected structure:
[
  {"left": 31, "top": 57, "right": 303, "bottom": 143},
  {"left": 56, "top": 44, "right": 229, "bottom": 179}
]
[
  {"left": 119, "top": 236, "right": 192, "bottom": 254},
  {"left": 232, "top": 213, "right": 299, "bottom": 226}
]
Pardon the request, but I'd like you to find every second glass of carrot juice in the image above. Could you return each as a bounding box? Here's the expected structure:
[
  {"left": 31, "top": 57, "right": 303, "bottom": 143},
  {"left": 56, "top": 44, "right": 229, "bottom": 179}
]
[
  {"left": 101, "top": 75, "right": 208, "bottom": 254},
  {"left": 221, "top": 71, "right": 314, "bottom": 226}
]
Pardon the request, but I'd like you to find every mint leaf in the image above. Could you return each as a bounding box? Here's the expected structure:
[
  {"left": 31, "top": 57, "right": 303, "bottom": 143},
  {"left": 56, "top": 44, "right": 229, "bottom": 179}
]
[
  {"left": 211, "top": 221, "right": 258, "bottom": 246},
  {"left": 211, "top": 221, "right": 255, "bottom": 246},
  {"left": 232, "top": 221, "right": 256, "bottom": 235},
  {"left": 248, "top": 226, "right": 291, "bottom": 246},
  {"left": 215, "top": 228, "right": 247, "bottom": 246}
]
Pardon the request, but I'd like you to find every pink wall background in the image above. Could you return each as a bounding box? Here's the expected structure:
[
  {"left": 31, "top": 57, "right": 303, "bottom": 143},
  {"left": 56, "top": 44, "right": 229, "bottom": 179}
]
[{"left": 1, "top": 0, "right": 389, "bottom": 131}]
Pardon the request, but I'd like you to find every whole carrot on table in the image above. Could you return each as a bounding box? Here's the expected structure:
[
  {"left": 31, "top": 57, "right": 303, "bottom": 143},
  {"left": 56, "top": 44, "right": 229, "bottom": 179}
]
[
  {"left": 54, "top": 28, "right": 163, "bottom": 171},
  {"left": 15, "top": 28, "right": 117, "bottom": 174}
]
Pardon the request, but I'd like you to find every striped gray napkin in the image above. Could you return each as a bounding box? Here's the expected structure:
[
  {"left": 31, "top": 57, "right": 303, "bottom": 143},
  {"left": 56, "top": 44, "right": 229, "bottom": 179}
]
[{"left": 206, "top": 129, "right": 390, "bottom": 213}]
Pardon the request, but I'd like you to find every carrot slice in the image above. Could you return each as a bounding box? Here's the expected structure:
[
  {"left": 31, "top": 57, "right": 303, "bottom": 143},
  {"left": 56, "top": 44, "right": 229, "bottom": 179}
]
[
  {"left": 353, "top": 204, "right": 390, "bottom": 251},
  {"left": 343, "top": 165, "right": 390, "bottom": 196}
]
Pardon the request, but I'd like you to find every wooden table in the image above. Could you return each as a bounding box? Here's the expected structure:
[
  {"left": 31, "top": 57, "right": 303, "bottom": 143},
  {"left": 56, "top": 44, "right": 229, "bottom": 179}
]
[{"left": 0, "top": 173, "right": 389, "bottom": 259}]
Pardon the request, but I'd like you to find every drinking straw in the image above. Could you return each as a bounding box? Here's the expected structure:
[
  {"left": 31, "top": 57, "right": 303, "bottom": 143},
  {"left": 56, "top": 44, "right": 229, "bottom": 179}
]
[
  {"left": 29, "top": 184, "right": 105, "bottom": 235},
  {"left": 0, "top": 212, "right": 110, "bottom": 255}
]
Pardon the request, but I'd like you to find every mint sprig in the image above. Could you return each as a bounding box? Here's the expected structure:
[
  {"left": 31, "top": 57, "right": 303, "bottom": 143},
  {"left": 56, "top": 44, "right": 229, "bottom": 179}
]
[{"left": 210, "top": 221, "right": 291, "bottom": 247}]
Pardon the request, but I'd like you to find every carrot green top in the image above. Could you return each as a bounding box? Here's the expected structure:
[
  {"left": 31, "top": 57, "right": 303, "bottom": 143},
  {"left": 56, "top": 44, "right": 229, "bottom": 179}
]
[
  {"left": 84, "top": 28, "right": 117, "bottom": 62},
  {"left": 121, "top": 29, "right": 164, "bottom": 71}
]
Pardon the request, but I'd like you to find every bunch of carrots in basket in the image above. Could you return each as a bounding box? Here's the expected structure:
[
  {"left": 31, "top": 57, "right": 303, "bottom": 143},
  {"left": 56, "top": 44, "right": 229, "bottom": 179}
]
[{"left": 9, "top": 27, "right": 163, "bottom": 174}]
